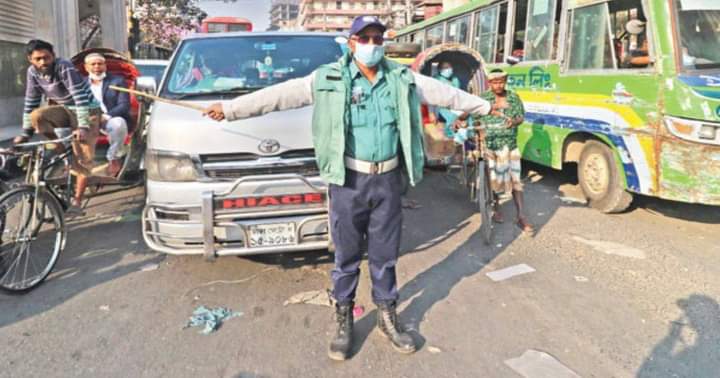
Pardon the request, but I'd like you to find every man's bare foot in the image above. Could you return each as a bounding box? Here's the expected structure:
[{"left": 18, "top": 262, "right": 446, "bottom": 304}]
[{"left": 516, "top": 218, "right": 534, "bottom": 233}]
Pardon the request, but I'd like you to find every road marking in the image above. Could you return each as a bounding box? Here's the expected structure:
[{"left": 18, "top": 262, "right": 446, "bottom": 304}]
[
  {"left": 505, "top": 349, "right": 581, "bottom": 378},
  {"left": 572, "top": 236, "right": 646, "bottom": 259},
  {"left": 486, "top": 264, "right": 536, "bottom": 282}
]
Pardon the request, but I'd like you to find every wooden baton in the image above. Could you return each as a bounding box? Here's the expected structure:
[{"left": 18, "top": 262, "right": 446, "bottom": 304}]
[{"left": 109, "top": 85, "right": 207, "bottom": 112}]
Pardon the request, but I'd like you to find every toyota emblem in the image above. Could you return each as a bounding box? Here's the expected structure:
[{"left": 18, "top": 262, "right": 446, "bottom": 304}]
[{"left": 258, "top": 139, "right": 281, "bottom": 154}]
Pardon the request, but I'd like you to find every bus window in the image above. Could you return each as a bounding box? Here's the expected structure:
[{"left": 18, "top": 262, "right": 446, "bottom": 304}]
[
  {"left": 447, "top": 15, "right": 471, "bottom": 45},
  {"left": 227, "top": 23, "right": 250, "bottom": 32},
  {"left": 675, "top": 2, "right": 720, "bottom": 69},
  {"left": 511, "top": 0, "right": 528, "bottom": 60},
  {"left": 566, "top": 3, "right": 615, "bottom": 70},
  {"left": 206, "top": 23, "right": 226, "bottom": 33},
  {"left": 610, "top": 1, "right": 651, "bottom": 69},
  {"left": 524, "top": 0, "right": 559, "bottom": 61},
  {"left": 474, "top": 6, "right": 500, "bottom": 63},
  {"left": 426, "top": 23, "right": 445, "bottom": 47}
]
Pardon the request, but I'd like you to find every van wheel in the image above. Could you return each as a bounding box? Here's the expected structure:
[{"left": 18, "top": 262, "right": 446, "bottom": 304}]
[{"left": 577, "top": 140, "right": 632, "bottom": 213}]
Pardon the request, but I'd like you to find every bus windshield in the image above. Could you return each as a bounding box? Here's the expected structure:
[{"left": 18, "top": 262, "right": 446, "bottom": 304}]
[{"left": 675, "top": 1, "right": 720, "bottom": 70}]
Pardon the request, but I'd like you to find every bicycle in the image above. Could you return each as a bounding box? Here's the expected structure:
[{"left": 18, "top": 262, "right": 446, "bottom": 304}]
[
  {"left": 450, "top": 123, "right": 494, "bottom": 245},
  {"left": 0, "top": 135, "right": 74, "bottom": 293}
]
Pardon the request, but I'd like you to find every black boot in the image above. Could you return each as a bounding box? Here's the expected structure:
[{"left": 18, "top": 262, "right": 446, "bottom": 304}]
[
  {"left": 328, "top": 302, "right": 354, "bottom": 361},
  {"left": 377, "top": 302, "right": 416, "bottom": 354}
]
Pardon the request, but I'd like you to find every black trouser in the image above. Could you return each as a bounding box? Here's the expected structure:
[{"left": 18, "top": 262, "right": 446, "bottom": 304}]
[{"left": 329, "top": 168, "right": 403, "bottom": 306}]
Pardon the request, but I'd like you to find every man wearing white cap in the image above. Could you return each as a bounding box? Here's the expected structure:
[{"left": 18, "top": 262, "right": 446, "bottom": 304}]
[{"left": 84, "top": 53, "right": 129, "bottom": 177}]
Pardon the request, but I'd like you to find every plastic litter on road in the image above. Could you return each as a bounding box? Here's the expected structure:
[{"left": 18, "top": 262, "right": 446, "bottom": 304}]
[
  {"left": 486, "top": 264, "right": 536, "bottom": 282},
  {"left": 283, "top": 290, "right": 335, "bottom": 307},
  {"left": 504, "top": 349, "right": 581, "bottom": 378},
  {"left": 184, "top": 306, "right": 243, "bottom": 335}
]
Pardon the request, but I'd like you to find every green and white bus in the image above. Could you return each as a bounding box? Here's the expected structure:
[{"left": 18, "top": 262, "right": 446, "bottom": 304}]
[{"left": 396, "top": 0, "right": 720, "bottom": 212}]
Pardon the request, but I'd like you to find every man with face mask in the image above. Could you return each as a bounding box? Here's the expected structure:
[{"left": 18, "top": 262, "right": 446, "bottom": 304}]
[
  {"left": 13, "top": 40, "right": 102, "bottom": 215},
  {"left": 84, "top": 53, "right": 130, "bottom": 177},
  {"left": 203, "top": 16, "right": 494, "bottom": 360},
  {"left": 430, "top": 61, "right": 466, "bottom": 137}
]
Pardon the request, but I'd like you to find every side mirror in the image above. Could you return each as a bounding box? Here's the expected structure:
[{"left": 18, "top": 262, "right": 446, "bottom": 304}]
[
  {"left": 136, "top": 76, "right": 157, "bottom": 95},
  {"left": 505, "top": 56, "right": 520, "bottom": 65}
]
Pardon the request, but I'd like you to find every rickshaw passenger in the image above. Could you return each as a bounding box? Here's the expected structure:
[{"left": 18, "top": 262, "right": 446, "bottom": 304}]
[
  {"left": 13, "top": 39, "right": 102, "bottom": 215},
  {"left": 479, "top": 68, "right": 533, "bottom": 233},
  {"left": 429, "top": 61, "right": 471, "bottom": 138},
  {"left": 84, "top": 53, "right": 130, "bottom": 177}
]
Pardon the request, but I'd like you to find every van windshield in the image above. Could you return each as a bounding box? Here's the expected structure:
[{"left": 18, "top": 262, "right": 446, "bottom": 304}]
[
  {"left": 162, "top": 35, "right": 344, "bottom": 97},
  {"left": 674, "top": 1, "right": 720, "bottom": 70}
]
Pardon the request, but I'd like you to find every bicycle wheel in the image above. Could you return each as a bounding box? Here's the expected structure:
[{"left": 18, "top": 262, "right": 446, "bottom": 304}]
[
  {"left": 476, "top": 160, "right": 493, "bottom": 245},
  {"left": 0, "top": 186, "right": 66, "bottom": 293}
]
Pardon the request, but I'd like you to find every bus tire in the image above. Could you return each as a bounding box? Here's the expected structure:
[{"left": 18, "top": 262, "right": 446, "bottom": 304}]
[{"left": 578, "top": 140, "right": 632, "bottom": 213}]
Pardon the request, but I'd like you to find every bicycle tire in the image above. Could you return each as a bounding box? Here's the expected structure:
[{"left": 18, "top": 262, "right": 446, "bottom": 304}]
[
  {"left": 476, "top": 160, "right": 493, "bottom": 245},
  {"left": 0, "top": 186, "right": 66, "bottom": 293}
]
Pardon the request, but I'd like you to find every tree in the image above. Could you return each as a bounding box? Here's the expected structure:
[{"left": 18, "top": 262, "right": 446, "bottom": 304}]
[{"left": 132, "top": 0, "right": 207, "bottom": 50}]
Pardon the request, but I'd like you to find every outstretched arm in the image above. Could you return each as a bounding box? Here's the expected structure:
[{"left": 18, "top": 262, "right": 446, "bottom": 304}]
[
  {"left": 205, "top": 72, "right": 316, "bottom": 122},
  {"left": 412, "top": 72, "right": 492, "bottom": 117}
]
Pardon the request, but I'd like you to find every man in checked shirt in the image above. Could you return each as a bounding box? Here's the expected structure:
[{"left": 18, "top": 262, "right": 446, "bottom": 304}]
[{"left": 13, "top": 40, "right": 102, "bottom": 215}]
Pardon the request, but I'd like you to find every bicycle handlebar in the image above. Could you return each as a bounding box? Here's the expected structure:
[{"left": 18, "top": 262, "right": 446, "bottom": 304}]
[{"left": 13, "top": 134, "right": 74, "bottom": 149}]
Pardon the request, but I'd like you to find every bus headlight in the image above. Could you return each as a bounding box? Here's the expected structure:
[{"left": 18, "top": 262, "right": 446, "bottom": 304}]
[
  {"left": 699, "top": 124, "right": 718, "bottom": 140},
  {"left": 663, "top": 116, "right": 720, "bottom": 145},
  {"left": 145, "top": 149, "right": 199, "bottom": 182}
]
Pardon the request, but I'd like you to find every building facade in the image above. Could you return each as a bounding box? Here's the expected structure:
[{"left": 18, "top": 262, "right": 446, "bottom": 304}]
[
  {"left": 298, "top": 0, "right": 424, "bottom": 33},
  {"left": 269, "top": 0, "right": 300, "bottom": 31},
  {"left": 0, "top": 0, "right": 127, "bottom": 133}
]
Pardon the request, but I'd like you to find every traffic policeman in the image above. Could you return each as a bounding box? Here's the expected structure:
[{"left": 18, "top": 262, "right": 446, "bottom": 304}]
[{"left": 204, "top": 16, "right": 492, "bottom": 361}]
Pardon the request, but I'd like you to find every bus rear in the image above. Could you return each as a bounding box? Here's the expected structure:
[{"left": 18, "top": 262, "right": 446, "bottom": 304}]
[{"left": 200, "top": 17, "right": 253, "bottom": 33}]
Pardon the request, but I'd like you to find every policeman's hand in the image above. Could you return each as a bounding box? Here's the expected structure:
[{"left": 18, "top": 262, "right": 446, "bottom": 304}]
[
  {"left": 203, "top": 103, "right": 225, "bottom": 122},
  {"left": 75, "top": 128, "right": 88, "bottom": 142},
  {"left": 12, "top": 135, "right": 29, "bottom": 145}
]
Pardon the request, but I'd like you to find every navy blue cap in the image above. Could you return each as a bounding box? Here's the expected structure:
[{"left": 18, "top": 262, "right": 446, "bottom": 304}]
[{"left": 348, "top": 15, "right": 386, "bottom": 36}]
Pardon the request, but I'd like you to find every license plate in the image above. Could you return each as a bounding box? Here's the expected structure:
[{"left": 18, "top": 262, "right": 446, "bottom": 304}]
[{"left": 248, "top": 222, "right": 297, "bottom": 248}]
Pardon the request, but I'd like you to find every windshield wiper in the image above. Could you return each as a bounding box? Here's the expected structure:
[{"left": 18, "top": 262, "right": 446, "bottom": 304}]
[{"left": 171, "top": 86, "right": 264, "bottom": 100}]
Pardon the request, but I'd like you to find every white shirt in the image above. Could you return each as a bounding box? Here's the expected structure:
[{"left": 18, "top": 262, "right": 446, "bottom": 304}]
[
  {"left": 222, "top": 70, "right": 491, "bottom": 122},
  {"left": 90, "top": 80, "right": 108, "bottom": 113}
]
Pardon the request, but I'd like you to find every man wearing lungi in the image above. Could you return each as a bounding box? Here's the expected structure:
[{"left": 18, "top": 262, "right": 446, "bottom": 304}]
[{"left": 479, "top": 68, "right": 534, "bottom": 233}]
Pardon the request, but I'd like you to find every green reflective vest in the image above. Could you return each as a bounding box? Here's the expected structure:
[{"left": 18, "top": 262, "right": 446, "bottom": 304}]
[{"left": 312, "top": 54, "right": 425, "bottom": 186}]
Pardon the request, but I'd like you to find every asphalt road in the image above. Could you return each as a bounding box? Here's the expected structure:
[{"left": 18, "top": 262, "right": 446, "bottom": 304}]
[{"left": 1, "top": 165, "right": 718, "bottom": 378}]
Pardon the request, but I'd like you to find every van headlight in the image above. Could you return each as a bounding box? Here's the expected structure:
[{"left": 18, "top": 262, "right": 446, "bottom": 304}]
[
  {"left": 145, "top": 149, "right": 199, "bottom": 182},
  {"left": 664, "top": 116, "right": 720, "bottom": 145}
]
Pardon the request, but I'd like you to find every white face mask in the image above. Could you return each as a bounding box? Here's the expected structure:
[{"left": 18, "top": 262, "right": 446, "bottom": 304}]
[{"left": 89, "top": 72, "right": 106, "bottom": 81}]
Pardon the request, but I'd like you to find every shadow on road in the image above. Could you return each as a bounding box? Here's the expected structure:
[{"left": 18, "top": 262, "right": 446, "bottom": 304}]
[
  {"left": 630, "top": 195, "right": 720, "bottom": 225},
  {"left": 637, "top": 294, "right": 720, "bottom": 378},
  {"left": 347, "top": 165, "right": 583, "bottom": 355},
  {"left": 0, "top": 191, "right": 159, "bottom": 329}
]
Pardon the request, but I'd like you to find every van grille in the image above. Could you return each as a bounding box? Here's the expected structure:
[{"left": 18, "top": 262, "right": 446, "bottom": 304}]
[{"left": 200, "top": 149, "right": 320, "bottom": 179}]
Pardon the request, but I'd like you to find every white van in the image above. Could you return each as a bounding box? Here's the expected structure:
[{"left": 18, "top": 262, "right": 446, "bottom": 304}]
[{"left": 140, "top": 32, "right": 345, "bottom": 259}]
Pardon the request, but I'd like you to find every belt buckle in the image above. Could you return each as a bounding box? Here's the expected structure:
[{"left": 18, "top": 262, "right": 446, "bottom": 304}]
[{"left": 370, "top": 162, "right": 379, "bottom": 175}]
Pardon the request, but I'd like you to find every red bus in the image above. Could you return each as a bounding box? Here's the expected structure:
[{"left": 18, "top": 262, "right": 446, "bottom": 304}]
[{"left": 200, "top": 17, "right": 253, "bottom": 33}]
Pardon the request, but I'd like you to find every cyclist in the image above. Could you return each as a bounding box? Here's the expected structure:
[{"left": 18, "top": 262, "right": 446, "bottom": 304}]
[{"left": 13, "top": 40, "right": 102, "bottom": 215}]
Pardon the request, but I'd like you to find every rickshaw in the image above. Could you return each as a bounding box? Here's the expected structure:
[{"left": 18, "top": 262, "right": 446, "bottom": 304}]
[
  {"left": 0, "top": 48, "right": 148, "bottom": 293},
  {"left": 411, "top": 43, "right": 493, "bottom": 244}
]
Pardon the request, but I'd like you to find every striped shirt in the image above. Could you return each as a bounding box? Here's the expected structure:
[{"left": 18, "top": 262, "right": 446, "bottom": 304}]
[{"left": 23, "top": 58, "right": 100, "bottom": 131}]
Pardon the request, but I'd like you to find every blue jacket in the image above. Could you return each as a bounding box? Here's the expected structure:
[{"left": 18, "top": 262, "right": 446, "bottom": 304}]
[{"left": 89, "top": 74, "right": 131, "bottom": 124}]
